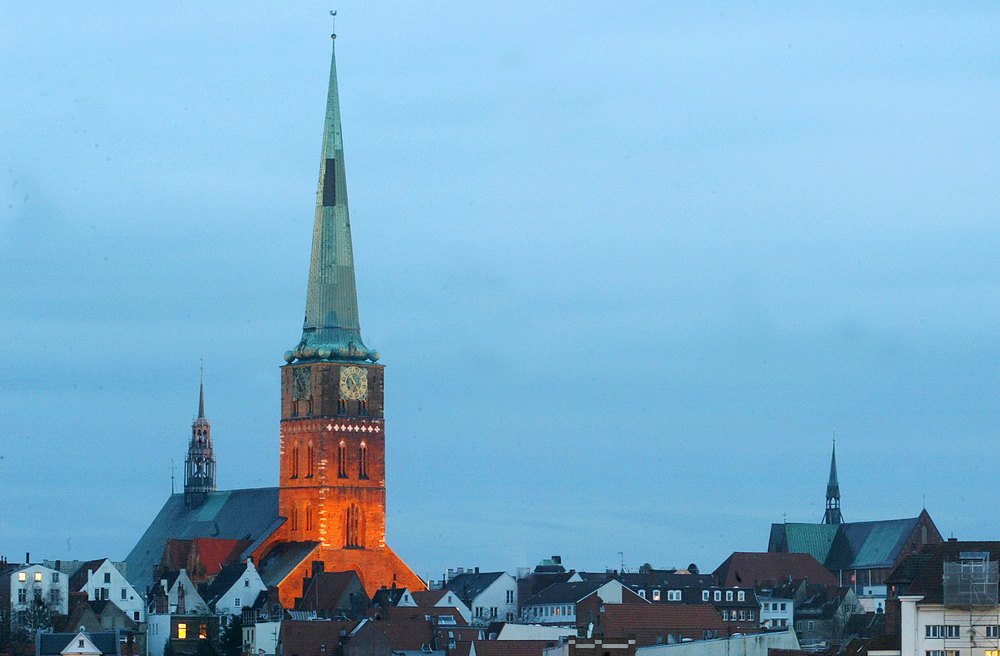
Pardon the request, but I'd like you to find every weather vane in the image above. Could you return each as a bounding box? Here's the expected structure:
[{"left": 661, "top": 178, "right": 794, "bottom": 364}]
[{"left": 330, "top": 10, "right": 337, "bottom": 39}]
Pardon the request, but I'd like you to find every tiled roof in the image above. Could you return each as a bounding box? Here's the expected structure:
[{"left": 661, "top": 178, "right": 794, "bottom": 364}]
[
  {"left": 352, "top": 618, "right": 435, "bottom": 651},
  {"left": 411, "top": 589, "right": 450, "bottom": 606},
  {"left": 124, "top": 488, "right": 280, "bottom": 592},
  {"left": 279, "top": 619, "right": 357, "bottom": 656},
  {"left": 378, "top": 605, "right": 468, "bottom": 625},
  {"left": 471, "top": 640, "right": 556, "bottom": 656},
  {"left": 297, "top": 571, "right": 365, "bottom": 615},
  {"left": 714, "top": 552, "right": 837, "bottom": 588},
  {"left": 596, "top": 603, "right": 726, "bottom": 636}
]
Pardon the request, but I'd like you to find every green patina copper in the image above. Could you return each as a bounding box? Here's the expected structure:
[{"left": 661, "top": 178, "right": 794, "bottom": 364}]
[{"left": 285, "top": 36, "right": 378, "bottom": 364}]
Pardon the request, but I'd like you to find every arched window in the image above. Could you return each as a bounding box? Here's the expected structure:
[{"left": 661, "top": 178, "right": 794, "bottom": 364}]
[
  {"left": 291, "top": 505, "right": 299, "bottom": 531},
  {"left": 291, "top": 443, "right": 300, "bottom": 478},
  {"left": 358, "top": 442, "right": 368, "bottom": 479},
  {"left": 306, "top": 442, "right": 314, "bottom": 478},
  {"left": 305, "top": 504, "right": 312, "bottom": 531},
  {"left": 345, "top": 505, "right": 362, "bottom": 547},
  {"left": 338, "top": 441, "right": 348, "bottom": 478}
]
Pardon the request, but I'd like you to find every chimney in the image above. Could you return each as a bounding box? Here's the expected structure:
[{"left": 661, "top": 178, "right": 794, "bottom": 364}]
[
  {"left": 26, "top": 552, "right": 30, "bottom": 564},
  {"left": 312, "top": 561, "right": 325, "bottom": 576},
  {"left": 475, "top": 567, "right": 480, "bottom": 574},
  {"left": 552, "top": 556, "right": 561, "bottom": 565}
]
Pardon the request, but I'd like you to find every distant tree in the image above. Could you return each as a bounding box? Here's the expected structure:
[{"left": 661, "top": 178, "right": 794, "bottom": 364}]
[
  {"left": 219, "top": 616, "right": 243, "bottom": 656},
  {"left": 163, "top": 639, "right": 175, "bottom": 656},
  {"left": 196, "top": 636, "right": 218, "bottom": 656},
  {"left": 639, "top": 563, "right": 653, "bottom": 574}
]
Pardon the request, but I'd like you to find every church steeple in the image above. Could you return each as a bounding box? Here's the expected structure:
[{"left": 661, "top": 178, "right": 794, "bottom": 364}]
[
  {"left": 184, "top": 371, "right": 216, "bottom": 508},
  {"left": 285, "top": 32, "right": 378, "bottom": 365},
  {"left": 822, "top": 438, "right": 843, "bottom": 524}
]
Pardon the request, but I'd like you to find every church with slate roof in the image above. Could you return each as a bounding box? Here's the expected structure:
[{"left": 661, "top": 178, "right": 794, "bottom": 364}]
[
  {"left": 125, "top": 28, "right": 424, "bottom": 604},
  {"left": 767, "top": 442, "right": 942, "bottom": 595}
]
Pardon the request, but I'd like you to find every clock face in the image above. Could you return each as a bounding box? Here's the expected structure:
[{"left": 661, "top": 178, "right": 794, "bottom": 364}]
[
  {"left": 339, "top": 366, "right": 368, "bottom": 400},
  {"left": 292, "top": 367, "right": 312, "bottom": 400}
]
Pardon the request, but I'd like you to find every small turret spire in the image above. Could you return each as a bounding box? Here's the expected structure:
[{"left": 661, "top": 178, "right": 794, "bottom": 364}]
[
  {"left": 822, "top": 432, "right": 843, "bottom": 524},
  {"left": 285, "top": 24, "right": 378, "bottom": 365},
  {"left": 185, "top": 368, "right": 216, "bottom": 508}
]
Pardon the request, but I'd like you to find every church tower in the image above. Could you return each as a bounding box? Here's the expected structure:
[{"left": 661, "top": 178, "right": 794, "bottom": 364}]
[
  {"left": 263, "top": 29, "right": 423, "bottom": 599},
  {"left": 184, "top": 375, "right": 216, "bottom": 508},
  {"left": 822, "top": 440, "right": 843, "bottom": 524}
]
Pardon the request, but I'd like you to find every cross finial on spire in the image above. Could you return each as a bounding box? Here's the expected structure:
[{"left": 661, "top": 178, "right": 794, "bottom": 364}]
[{"left": 330, "top": 10, "right": 337, "bottom": 39}]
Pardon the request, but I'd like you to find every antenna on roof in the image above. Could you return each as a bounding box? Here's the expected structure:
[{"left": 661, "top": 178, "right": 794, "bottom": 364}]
[{"left": 170, "top": 458, "right": 176, "bottom": 495}]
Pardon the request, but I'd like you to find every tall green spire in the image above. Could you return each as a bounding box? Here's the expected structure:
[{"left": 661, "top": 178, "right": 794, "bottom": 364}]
[
  {"left": 822, "top": 438, "right": 843, "bottom": 524},
  {"left": 285, "top": 33, "right": 378, "bottom": 365}
]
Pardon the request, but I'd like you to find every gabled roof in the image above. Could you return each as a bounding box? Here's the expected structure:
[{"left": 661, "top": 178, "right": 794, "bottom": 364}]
[
  {"left": 444, "top": 572, "right": 507, "bottom": 604},
  {"left": 619, "top": 571, "right": 716, "bottom": 590},
  {"left": 37, "top": 632, "right": 121, "bottom": 656},
  {"left": 124, "top": 488, "right": 280, "bottom": 592},
  {"left": 770, "top": 511, "right": 938, "bottom": 571},
  {"left": 714, "top": 552, "right": 837, "bottom": 588},
  {"left": 411, "top": 589, "right": 450, "bottom": 606},
  {"left": 297, "top": 571, "right": 365, "bottom": 614},
  {"left": 377, "top": 605, "right": 468, "bottom": 625},
  {"left": 797, "top": 586, "right": 854, "bottom": 619},
  {"left": 372, "top": 586, "right": 409, "bottom": 607},
  {"left": 202, "top": 560, "right": 249, "bottom": 606},
  {"left": 523, "top": 580, "right": 608, "bottom": 606},
  {"left": 69, "top": 559, "right": 110, "bottom": 593},
  {"left": 829, "top": 518, "right": 919, "bottom": 569},
  {"left": 257, "top": 540, "right": 320, "bottom": 588}
]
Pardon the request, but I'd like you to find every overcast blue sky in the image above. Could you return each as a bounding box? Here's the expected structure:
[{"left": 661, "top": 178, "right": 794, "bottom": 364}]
[{"left": 2, "top": 3, "right": 999, "bottom": 580}]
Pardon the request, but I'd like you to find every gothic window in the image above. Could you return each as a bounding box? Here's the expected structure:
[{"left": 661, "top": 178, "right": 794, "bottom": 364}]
[
  {"left": 358, "top": 442, "right": 368, "bottom": 479},
  {"left": 306, "top": 442, "right": 314, "bottom": 478},
  {"left": 345, "top": 505, "right": 361, "bottom": 547},
  {"left": 305, "top": 504, "right": 312, "bottom": 531},
  {"left": 291, "top": 443, "right": 300, "bottom": 478},
  {"left": 338, "top": 441, "right": 348, "bottom": 478},
  {"left": 359, "top": 400, "right": 368, "bottom": 416},
  {"left": 291, "top": 506, "right": 299, "bottom": 531},
  {"left": 338, "top": 399, "right": 347, "bottom": 415}
]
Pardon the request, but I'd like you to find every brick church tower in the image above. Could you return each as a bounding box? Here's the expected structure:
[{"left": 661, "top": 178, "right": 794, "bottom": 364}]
[{"left": 256, "top": 31, "right": 424, "bottom": 601}]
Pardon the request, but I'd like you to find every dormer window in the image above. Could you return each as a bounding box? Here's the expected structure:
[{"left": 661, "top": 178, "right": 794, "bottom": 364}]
[
  {"left": 652, "top": 590, "right": 661, "bottom": 601},
  {"left": 638, "top": 589, "right": 646, "bottom": 599},
  {"left": 737, "top": 591, "right": 745, "bottom": 601},
  {"left": 702, "top": 590, "right": 710, "bottom": 601},
  {"left": 714, "top": 590, "right": 721, "bottom": 601},
  {"left": 726, "top": 590, "right": 733, "bottom": 601}
]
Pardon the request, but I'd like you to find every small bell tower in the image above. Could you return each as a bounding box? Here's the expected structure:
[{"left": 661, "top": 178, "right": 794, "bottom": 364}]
[{"left": 184, "top": 368, "right": 216, "bottom": 508}]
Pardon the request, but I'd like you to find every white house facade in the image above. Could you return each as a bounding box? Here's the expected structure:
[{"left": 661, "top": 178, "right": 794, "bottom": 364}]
[
  {"left": 76, "top": 559, "right": 145, "bottom": 623},
  {"left": 5, "top": 563, "right": 69, "bottom": 617}
]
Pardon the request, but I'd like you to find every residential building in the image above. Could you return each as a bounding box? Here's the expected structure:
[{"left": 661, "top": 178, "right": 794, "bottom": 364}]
[
  {"left": 410, "top": 589, "right": 473, "bottom": 624},
  {"left": 68, "top": 559, "right": 145, "bottom": 623},
  {"left": 202, "top": 558, "right": 267, "bottom": 617},
  {"left": 295, "top": 568, "right": 369, "bottom": 619},
  {"left": 522, "top": 580, "right": 644, "bottom": 625},
  {"left": 36, "top": 630, "right": 139, "bottom": 656},
  {"left": 443, "top": 570, "right": 518, "bottom": 624},
  {"left": 578, "top": 596, "right": 726, "bottom": 646},
  {"left": 794, "top": 585, "right": 864, "bottom": 649},
  {"left": 757, "top": 581, "right": 797, "bottom": 630},
  {"left": 147, "top": 569, "right": 206, "bottom": 615},
  {"left": 894, "top": 541, "right": 1000, "bottom": 656},
  {"left": 146, "top": 614, "right": 220, "bottom": 656},
  {"left": 1, "top": 560, "right": 69, "bottom": 637}
]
